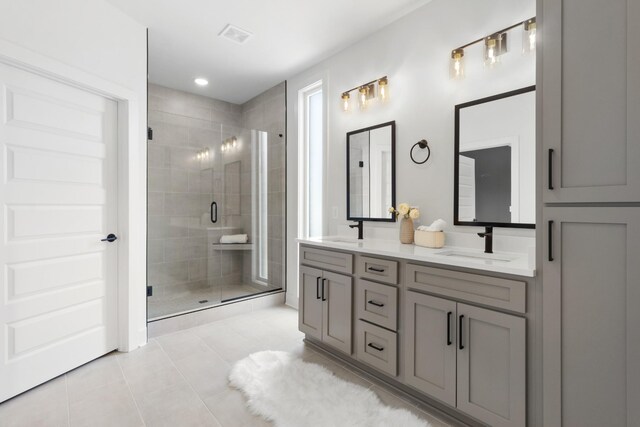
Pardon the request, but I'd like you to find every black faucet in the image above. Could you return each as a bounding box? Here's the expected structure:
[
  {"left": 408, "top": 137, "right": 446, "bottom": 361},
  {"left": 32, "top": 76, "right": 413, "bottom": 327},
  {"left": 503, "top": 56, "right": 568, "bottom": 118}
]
[
  {"left": 477, "top": 226, "right": 493, "bottom": 253},
  {"left": 349, "top": 221, "right": 364, "bottom": 240}
]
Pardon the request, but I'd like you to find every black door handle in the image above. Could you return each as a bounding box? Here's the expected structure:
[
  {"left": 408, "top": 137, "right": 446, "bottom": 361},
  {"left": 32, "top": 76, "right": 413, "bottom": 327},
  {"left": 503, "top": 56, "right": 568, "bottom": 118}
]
[
  {"left": 367, "top": 266, "right": 385, "bottom": 273},
  {"left": 316, "top": 277, "right": 321, "bottom": 300},
  {"left": 447, "top": 311, "right": 452, "bottom": 346},
  {"left": 548, "top": 149, "right": 554, "bottom": 190},
  {"left": 210, "top": 201, "right": 218, "bottom": 223},
  {"left": 459, "top": 315, "right": 465, "bottom": 350},
  {"left": 367, "top": 343, "right": 384, "bottom": 352},
  {"left": 548, "top": 220, "right": 554, "bottom": 262},
  {"left": 367, "top": 300, "right": 385, "bottom": 308},
  {"left": 101, "top": 234, "right": 118, "bottom": 242},
  {"left": 321, "top": 278, "right": 327, "bottom": 301}
]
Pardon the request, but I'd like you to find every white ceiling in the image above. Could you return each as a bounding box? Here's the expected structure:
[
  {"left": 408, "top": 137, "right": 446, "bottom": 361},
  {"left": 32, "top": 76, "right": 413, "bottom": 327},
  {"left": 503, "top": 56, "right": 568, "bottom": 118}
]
[{"left": 106, "top": 0, "right": 431, "bottom": 104}]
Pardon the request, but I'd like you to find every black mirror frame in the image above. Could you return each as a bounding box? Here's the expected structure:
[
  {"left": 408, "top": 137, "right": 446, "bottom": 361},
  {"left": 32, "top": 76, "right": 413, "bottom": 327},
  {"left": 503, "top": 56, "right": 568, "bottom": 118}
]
[
  {"left": 454, "top": 86, "right": 536, "bottom": 229},
  {"left": 346, "top": 120, "right": 396, "bottom": 222}
]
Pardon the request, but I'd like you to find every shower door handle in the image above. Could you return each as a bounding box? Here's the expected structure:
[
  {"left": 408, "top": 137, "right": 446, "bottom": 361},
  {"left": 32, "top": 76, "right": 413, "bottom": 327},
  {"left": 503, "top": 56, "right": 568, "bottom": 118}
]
[{"left": 210, "top": 201, "right": 218, "bottom": 223}]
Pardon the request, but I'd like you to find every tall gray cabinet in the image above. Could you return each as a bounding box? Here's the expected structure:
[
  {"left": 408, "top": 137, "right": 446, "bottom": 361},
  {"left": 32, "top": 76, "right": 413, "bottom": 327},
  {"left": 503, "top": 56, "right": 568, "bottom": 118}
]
[{"left": 540, "top": 0, "right": 640, "bottom": 425}]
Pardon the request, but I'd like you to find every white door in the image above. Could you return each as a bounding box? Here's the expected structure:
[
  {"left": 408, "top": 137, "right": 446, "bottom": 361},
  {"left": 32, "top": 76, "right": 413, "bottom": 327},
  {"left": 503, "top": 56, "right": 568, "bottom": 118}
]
[
  {"left": 0, "top": 62, "right": 118, "bottom": 402},
  {"left": 458, "top": 155, "right": 476, "bottom": 221}
]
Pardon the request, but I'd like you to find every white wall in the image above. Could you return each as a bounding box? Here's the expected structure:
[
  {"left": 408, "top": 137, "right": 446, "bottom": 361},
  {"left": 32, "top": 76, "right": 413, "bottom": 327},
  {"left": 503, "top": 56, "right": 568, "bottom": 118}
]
[
  {"left": 286, "top": 0, "right": 535, "bottom": 305},
  {"left": 0, "top": 0, "right": 148, "bottom": 348}
]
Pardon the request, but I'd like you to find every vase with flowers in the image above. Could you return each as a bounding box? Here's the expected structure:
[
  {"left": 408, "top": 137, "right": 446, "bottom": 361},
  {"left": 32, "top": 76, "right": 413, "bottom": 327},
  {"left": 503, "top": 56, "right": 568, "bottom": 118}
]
[{"left": 389, "top": 203, "right": 420, "bottom": 244}]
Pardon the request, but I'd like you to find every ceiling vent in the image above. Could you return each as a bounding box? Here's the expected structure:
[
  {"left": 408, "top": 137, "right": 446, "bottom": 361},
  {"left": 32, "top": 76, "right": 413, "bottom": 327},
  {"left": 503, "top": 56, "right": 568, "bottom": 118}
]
[{"left": 219, "top": 24, "right": 253, "bottom": 45}]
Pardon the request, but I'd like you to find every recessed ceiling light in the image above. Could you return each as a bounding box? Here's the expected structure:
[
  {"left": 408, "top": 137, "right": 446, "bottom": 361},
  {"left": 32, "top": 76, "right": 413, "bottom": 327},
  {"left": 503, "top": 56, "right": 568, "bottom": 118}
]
[{"left": 194, "top": 78, "right": 209, "bottom": 86}]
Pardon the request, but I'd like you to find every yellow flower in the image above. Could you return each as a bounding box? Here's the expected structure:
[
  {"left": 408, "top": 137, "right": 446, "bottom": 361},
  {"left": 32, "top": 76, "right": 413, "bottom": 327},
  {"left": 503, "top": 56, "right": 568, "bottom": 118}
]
[
  {"left": 398, "top": 203, "right": 410, "bottom": 216},
  {"left": 388, "top": 207, "right": 395, "bottom": 214},
  {"left": 409, "top": 208, "right": 420, "bottom": 220}
]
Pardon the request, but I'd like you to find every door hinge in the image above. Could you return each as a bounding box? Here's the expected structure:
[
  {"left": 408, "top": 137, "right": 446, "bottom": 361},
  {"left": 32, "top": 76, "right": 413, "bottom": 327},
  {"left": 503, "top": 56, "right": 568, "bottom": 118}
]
[
  {"left": 147, "top": 285, "right": 153, "bottom": 297},
  {"left": 147, "top": 127, "right": 153, "bottom": 141}
]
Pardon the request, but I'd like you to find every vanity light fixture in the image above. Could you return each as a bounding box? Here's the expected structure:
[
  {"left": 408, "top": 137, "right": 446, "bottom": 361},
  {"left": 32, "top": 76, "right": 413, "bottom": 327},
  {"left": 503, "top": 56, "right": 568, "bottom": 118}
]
[
  {"left": 522, "top": 17, "right": 537, "bottom": 53},
  {"left": 450, "top": 48, "right": 465, "bottom": 79},
  {"left": 194, "top": 77, "right": 209, "bottom": 86},
  {"left": 340, "top": 76, "right": 388, "bottom": 113},
  {"left": 196, "top": 148, "right": 211, "bottom": 160},
  {"left": 450, "top": 16, "right": 535, "bottom": 78},
  {"left": 221, "top": 136, "right": 237, "bottom": 152}
]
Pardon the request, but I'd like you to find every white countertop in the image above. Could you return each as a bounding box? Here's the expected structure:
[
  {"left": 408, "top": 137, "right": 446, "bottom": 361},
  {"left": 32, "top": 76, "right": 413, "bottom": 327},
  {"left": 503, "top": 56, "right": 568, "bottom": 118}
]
[{"left": 298, "top": 236, "right": 535, "bottom": 277}]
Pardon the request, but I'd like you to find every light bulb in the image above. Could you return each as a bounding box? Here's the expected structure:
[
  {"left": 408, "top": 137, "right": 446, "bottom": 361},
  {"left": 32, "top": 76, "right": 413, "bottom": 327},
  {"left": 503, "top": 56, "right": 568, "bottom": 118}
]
[
  {"left": 341, "top": 92, "right": 350, "bottom": 112},
  {"left": 523, "top": 18, "right": 537, "bottom": 53},
  {"left": 450, "top": 49, "right": 465, "bottom": 79},
  {"left": 358, "top": 86, "right": 368, "bottom": 110},
  {"left": 377, "top": 77, "right": 389, "bottom": 102},
  {"left": 484, "top": 33, "right": 506, "bottom": 68},
  {"left": 232, "top": 137, "right": 237, "bottom": 147}
]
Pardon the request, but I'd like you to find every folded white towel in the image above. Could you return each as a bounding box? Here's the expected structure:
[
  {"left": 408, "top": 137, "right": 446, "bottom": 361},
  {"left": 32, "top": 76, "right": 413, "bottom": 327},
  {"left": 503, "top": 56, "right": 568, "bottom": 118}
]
[
  {"left": 417, "top": 219, "right": 447, "bottom": 232},
  {"left": 220, "top": 234, "right": 248, "bottom": 244}
]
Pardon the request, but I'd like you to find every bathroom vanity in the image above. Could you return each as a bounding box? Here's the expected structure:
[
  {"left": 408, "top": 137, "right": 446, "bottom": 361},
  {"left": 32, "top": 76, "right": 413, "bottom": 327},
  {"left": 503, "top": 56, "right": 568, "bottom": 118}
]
[{"left": 298, "top": 238, "right": 536, "bottom": 427}]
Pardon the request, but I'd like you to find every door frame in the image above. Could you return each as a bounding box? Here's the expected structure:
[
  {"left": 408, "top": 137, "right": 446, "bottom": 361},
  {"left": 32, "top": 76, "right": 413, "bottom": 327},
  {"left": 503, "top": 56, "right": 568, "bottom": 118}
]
[{"left": 0, "top": 39, "right": 146, "bottom": 352}]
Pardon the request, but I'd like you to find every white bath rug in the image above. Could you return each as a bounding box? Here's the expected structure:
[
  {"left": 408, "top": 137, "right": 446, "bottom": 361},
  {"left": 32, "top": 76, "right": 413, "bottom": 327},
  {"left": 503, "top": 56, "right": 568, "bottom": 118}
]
[{"left": 229, "top": 350, "right": 430, "bottom": 427}]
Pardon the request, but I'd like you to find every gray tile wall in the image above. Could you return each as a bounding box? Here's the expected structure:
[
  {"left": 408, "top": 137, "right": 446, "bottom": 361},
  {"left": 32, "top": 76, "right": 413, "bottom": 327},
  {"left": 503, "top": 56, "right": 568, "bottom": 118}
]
[{"left": 147, "top": 82, "right": 286, "bottom": 311}]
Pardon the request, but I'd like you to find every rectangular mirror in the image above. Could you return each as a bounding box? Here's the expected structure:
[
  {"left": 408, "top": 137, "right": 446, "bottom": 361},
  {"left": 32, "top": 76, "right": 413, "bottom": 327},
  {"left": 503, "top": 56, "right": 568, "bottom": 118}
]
[
  {"left": 347, "top": 121, "right": 396, "bottom": 222},
  {"left": 454, "top": 86, "right": 535, "bottom": 228}
]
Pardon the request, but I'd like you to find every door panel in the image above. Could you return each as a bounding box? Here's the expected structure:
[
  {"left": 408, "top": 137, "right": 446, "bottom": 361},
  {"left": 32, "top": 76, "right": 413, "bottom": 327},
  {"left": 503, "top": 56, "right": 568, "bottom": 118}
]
[
  {"left": 543, "top": 207, "right": 640, "bottom": 426},
  {"left": 322, "top": 271, "right": 352, "bottom": 354},
  {"left": 0, "top": 62, "right": 118, "bottom": 402},
  {"left": 457, "top": 303, "right": 525, "bottom": 427},
  {"left": 542, "top": 0, "right": 640, "bottom": 202},
  {"left": 298, "top": 266, "right": 323, "bottom": 340},
  {"left": 404, "top": 291, "right": 457, "bottom": 406}
]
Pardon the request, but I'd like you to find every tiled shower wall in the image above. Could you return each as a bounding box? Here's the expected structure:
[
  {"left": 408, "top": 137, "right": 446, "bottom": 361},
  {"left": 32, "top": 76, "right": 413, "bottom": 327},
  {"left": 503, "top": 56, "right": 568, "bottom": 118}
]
[{"left": 147, "top": 82, "right": 285, "bottom": 306}]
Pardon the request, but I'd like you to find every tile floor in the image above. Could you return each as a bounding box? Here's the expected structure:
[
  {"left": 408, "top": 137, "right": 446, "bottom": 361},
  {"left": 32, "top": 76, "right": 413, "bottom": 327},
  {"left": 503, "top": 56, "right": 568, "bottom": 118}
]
[{"left": 0, "top": 305, "right": 452, "bottom": 427}]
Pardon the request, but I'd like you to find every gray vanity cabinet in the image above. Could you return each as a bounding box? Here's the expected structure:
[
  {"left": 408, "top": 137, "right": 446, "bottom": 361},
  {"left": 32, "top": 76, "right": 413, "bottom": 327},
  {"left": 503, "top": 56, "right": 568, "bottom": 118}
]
[
  {"left": 299, "top": 266, "right": 323, "bottom": 341},
  {"left": 542, "top": 207, "right": 640, "bottom": 427},
  {"left": 457, "top": 303, "right": 526, "bottom": 427},
  {"left": 405, "top": 291, "right": 526, "bottom": 427},
  {"left": 405, "top": 292, "right": 457, "bottom": 407},
  {"left": 298, "top": 265, "right": 353, "bottom": 355},
  {"left": 541, "top": 0, "right": 640, "bottom": 203}
]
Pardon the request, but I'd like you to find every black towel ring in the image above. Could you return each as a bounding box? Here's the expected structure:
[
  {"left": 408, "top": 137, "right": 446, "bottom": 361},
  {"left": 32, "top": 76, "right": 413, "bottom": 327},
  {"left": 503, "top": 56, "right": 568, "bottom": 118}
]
[{"left": 410, "top": 139, "right": 431, "bottom": 164}]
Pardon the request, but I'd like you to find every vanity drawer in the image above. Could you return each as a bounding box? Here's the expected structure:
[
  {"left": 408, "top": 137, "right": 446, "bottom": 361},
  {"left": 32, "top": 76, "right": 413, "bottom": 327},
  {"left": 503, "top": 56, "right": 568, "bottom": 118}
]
[
  {"left": 300, "top": 246, "right": 353, "bottom": 274},
  {"left": 356, "top": 279, "right": 398, "bottom": 331},
  {"left": 357, "top": 256, "right": 398, "bottom": 285},
  {"left": 356, "top": 320, "right": 398, "bottom": 377},
  {"left": 406, "top": 264, "right": 526, "bottom": 313}
]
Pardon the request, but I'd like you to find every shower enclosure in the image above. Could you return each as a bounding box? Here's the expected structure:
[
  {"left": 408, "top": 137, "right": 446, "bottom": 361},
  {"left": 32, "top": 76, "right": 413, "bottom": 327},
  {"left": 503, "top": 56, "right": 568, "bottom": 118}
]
[{"left": 147, "top": 83, "right": 286, "bottom": 320}]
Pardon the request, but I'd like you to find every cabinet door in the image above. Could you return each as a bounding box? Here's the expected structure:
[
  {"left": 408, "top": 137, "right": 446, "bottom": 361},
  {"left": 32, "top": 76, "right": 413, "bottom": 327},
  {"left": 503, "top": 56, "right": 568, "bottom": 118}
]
[
  {"left": 543, "top": 207, "right": 640, "bottom": 427},
  {"left": 321, "top": 271, "right": 353, "bottom": 354},
  {"left": 404, "top": 291, "right": 457, "bottom": 407},
  {"left": 541, "top": 0, "right": 640, "bottom": 202},
  {"left": 298, "top": 265, "right": 323, "bottom": 340},
  {"left": 457, "top": 303, "right": 525, "bottom": 427}
]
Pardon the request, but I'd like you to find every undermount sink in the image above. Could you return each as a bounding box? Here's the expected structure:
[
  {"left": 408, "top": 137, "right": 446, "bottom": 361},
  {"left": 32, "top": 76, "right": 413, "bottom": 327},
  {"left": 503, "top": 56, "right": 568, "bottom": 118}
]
[
  {"left": 322, "top": 237, "right": 361, "bottom": 244},
  {"left": 435, "top": 250, "right": 518, "bottom": 263}
]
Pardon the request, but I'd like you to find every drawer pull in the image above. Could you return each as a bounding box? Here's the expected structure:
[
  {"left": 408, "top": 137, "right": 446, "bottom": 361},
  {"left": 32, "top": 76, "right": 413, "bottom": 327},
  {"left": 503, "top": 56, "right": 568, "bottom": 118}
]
[
  {"left": 367, "top": 266, "right": 386, "bottom": 273},
  {"left": 367, "top": 342, "right": 384, "bottom": 352},
  {"left": 367, "top": 300, "right": 385, "bottom": 308}
]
